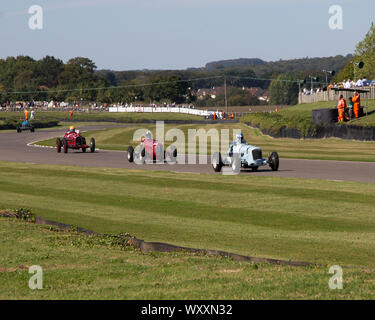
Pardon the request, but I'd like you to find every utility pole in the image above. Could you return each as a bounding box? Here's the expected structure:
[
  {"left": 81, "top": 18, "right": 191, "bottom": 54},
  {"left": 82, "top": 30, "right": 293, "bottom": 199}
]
[{"left": 224, "top": 77, "right": 228, "bottom": 113}]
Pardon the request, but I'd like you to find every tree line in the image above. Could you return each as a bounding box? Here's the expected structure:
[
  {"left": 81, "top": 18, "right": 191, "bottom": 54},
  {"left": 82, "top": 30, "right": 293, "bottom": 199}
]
[{"left": 0, "top": 47, "right": 357, "bottom": 106}]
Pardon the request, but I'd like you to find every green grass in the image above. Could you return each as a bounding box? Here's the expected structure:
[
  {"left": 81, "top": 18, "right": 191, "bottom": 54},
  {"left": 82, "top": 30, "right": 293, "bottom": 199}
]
[
  {"left": 0, "top": 111, "right": 203, "bottom": 124},
  {"left": 36, "top": 123, "right": 375, "bottom": 162},
  {"left": 1, "top": 161, "right": 375, "bottom": 270},
  {"left": 280, "top": 100, "right": 375, "bottom": 121},
  {"left": 241, "top": 100, "right": 375, "bottom": 137},
  {"left": 2, "top": 218, "right": 375, "bottom": 299}
]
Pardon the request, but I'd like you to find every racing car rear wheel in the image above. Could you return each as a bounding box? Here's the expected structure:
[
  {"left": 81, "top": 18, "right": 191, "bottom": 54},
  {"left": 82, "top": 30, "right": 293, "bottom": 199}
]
[
  {"left": 63, "top": 139, "right": 68, "bottom": 153},
  {"left": 127, "top": 146, "right": 134, "bottom": 162},
  {"left": 251, "top": 166, "right": 259, "bottom": 172},
  {"left": 56, "top": 139, "right": 62, "bottom": 153},
  {"left": 90, "top": 138, "right": 96, "bottom": 153},
  {"left": 212, "top": 152, "right": 223, "bottom": 172},
  {"left": 17, "top": 126, "right": 21, "bottom": 133},
  {"left": 30, "top": 127, "right": 34, "bottom": 133},
  {"left": 269, "top": 152, "right": 279, "bottom": 171}
]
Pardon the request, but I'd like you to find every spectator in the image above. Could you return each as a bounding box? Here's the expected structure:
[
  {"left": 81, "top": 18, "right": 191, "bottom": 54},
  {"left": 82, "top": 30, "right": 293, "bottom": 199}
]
[
  {"left": 355, "top": 78, "right": 363, "bottom": 87},
  {"left": 337, "top": 95, "right": 347, "bottom": 122},
  {"left": 362, "top": 77, "right": 369, "bottom": 86},
  {"left": 348, "top": 97, "right": 354, "bottom": 119},
  {"left": 352, "top": 91, "right": 361, "bottom": 118}
]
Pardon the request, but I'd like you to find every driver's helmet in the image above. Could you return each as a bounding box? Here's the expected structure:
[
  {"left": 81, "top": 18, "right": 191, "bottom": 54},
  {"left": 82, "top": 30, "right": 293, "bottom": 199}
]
[
  {"left": 69, "top": 125, "right": 75, "bottom": 132},
  {"left": 144, "top": 130, "right": 152, "bottom": 140},
  {"left": 235, "top": 133, "right": 244, "bottom": 143}
]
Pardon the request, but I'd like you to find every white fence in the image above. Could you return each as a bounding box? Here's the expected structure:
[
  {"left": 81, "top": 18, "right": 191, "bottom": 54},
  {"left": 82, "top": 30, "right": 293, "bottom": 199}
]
[{"left": 108, "top": 106, "right": 210, "bottom": 116}]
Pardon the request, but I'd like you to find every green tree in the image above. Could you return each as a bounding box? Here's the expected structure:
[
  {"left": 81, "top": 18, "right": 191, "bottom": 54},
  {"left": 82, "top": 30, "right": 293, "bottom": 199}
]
[
  {"left": 354, "top": 22, "right": 375, "bottom": 80},
  {"left": 336, "top": 23, "right": 375, "bottom": 82},
  {"left": 269, "top": 74, "right": 298, "bottom": 105}
]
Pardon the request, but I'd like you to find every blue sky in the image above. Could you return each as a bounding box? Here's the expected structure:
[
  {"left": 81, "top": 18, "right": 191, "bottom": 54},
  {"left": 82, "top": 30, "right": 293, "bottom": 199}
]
[{"left": 0, "top": 0, "right": 374, "bottom": 70}]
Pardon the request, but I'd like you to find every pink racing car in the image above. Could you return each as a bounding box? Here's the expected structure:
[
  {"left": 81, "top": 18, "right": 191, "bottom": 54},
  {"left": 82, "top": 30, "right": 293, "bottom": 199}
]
[{"left": 126, "top": 131, "right": 177, "bottom": 164}]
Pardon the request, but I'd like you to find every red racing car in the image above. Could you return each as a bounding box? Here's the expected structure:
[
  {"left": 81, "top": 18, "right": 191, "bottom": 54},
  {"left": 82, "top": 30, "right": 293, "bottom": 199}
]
[
  {"left": 127, "top": 131, "right": 177, "bottom": 164},
  {"left": 56, "top": 127, "right": 95, "bottom": 154}
]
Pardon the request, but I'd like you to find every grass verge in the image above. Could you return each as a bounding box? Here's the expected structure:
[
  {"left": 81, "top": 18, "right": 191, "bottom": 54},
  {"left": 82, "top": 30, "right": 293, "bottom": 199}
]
[
  {"left": 2, "top": 217, "right": 375, "bottom": 299},
  {"left": 0, "top": 161, "right": 375, "bottom": 269}
]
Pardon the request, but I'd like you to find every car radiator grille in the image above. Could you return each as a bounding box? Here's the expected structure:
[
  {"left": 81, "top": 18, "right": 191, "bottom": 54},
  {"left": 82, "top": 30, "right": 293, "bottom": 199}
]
[
  {"left": 252, "top": 149, "right": 262, "bottom": 160},
  {"left": 76, "top": 137, "right": 84, "bottom": 145}
]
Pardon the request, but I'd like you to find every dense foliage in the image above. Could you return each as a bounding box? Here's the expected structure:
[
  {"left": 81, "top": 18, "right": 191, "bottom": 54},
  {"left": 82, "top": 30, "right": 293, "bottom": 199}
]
[
  {"left": 0, "top": 53, "right": 351, "bottom": 104},
  {"left": 336, "top": 23, "right": 375, "bottom": 82},
  {"left": 269, "top": 74, "right": 299, "bottom": 105}
]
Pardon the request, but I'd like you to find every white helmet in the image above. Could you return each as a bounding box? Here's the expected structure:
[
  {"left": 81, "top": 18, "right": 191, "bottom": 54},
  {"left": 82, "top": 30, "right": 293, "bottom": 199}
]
[{"left": 236, "top": 133, "right": 244, "bottom": 143}]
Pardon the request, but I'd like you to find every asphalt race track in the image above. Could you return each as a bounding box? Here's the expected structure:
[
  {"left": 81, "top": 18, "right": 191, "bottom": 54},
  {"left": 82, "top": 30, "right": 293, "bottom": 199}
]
[{"left": 0, "top": 125, "right": 374, "bottom": 183}]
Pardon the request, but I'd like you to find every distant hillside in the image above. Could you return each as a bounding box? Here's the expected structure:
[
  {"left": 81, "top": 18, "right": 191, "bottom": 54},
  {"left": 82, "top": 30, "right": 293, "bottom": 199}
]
[
  {"left": 204, "top": 55, "right": 352, "bottom": 76},
  {"left": 94, "top": 54, "right": 354, "bottom": 93},
  {"left": 205, "top": 58, "right": 266, "bottom": 70}
]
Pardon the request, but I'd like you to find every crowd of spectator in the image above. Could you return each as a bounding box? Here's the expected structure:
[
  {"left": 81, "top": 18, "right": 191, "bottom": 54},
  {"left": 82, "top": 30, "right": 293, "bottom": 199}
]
[
  {"left": 0, "top": 100, "right": 197, "bottom": 112},
  {"left": 301, "top": 77, "right": 374, "bottom": 95}
]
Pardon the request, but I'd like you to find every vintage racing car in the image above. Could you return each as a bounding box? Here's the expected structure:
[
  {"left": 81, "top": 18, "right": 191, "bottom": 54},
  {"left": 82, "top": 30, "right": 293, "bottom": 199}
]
[
  {"left": 126, "top": 131, "right": 177, "bottom": 164},
  {"left": 56, "top": 127, "right": 95, "bottom": 154},
  {"left": 16, "top": 120, "right": 34, "bottom": 133},
  {"left": 212, "top": 133, "right": 279, "bottom": 173}
]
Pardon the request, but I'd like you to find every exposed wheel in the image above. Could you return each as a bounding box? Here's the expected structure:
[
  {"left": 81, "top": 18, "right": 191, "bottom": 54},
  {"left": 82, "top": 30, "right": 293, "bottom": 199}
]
[
  {"left": 231, "top": 153, "right": 241, "bottom": 173},
  {"left": 212, "top": 152, "right": 223, "bottom": 172},
  {"left": 251, "top": 166, "right": 259, "bottom": 172},
  {"left": 269, "top": 152, "right": 279, "bottom": 171},
  {"left": 17, "top": 126, "right": 21, "bottom": 133},
  {"left": 30, "top": 127, "right": 34, "bottom": 133},
  {"left": 167, "top": 146, "right": 177, "bottom": 163},
  {"left": 127, "top": 146, "right": 134, "bottom": 162},
  {"left": 90, "top": 138, "right": 95, "bottom": 153},
  {"left": 63, "top": 139, "right": 68, "bottom": 153},
  {"left": 139, "top": 147, "right": 146, "bottom": 164},
  {"left": 56, "top": 138, "right": 62, "bottom": 153}
]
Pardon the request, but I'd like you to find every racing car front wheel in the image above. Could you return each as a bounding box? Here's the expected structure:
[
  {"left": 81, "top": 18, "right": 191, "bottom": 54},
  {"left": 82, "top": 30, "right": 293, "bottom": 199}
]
[
  {"left": 63, "top": 139, "right": 68, "bottom": 154},
  {"left": 269, "top": 152, "right": 279, "bottom": 171},
  {"left": 139, "top": 147, "right": 146, "bottom": 164},
  {"left": 167, "top": 146, "right": 177, "bottom": 163},
  {"left": 127, "top": 146, "right": 134, "bottom": 162},
  {"left": 212, "top": 152, "right": 223, "bottom": 172},
  {"left": 90, "top": 138, "right": 96, "bottom": 153},
  {"left": 56, "top": 139, "right": 62, "bottom": 153}
]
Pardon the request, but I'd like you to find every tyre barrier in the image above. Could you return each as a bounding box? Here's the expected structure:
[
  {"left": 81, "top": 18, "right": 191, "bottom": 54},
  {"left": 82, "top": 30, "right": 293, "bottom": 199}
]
[
  {"left": 245, "top": 122, "right": 375, "bottom": 141},
  {"left": 0, "top": 212, "right": 316, "bottom": 268},
  {"left": 312, "top": 107, "right": 364, "bottom": 125}
]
